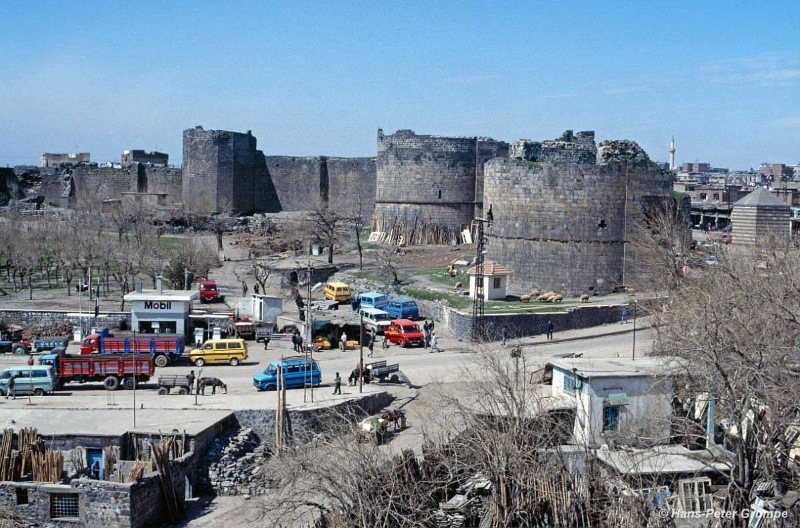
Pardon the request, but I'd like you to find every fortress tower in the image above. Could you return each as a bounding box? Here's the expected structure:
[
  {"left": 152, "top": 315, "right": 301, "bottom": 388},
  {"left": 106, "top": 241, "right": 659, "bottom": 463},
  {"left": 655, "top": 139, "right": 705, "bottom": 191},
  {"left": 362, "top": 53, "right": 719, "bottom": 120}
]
[
  {"left": 484, "top": 138, "right": 672, "bottom": 296},
  {"left": 182, "top": 126, "right": 267, "bottom": 214},
  {"left": 372, "top": 129, "right": 508, "bottom": 242}
]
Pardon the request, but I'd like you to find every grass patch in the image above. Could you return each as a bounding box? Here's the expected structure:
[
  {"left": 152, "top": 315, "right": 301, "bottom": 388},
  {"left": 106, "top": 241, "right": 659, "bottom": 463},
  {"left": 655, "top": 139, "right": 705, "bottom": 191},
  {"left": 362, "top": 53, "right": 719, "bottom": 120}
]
[{"left": 400, "top": 287, "right": 472, "bottom": 310}]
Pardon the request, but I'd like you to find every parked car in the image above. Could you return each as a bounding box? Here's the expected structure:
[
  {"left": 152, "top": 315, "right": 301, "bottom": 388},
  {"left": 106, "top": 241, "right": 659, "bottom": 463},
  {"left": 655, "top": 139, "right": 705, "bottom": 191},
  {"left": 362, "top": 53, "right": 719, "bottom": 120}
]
[
  {"left": 704, "top": 255, "right": 719, "bottom": 266},
  {"left": 383, "top": 319, "right": 425, "bottom": 348},
  {"left": 359, "top": 307, "right": 392, "bottom": 335},
  {"left": 253, "top": 356, "right": 321, "bottom": 391},
  {"left": 358, "top": 292, "right": 389, "bottom": 310},
  {"left": 323, "top": 281, "right": 351, "bottom": 302},
  {"left": 384, "top": 298, "right": 419, "bottom": 320},
  {"left": 0, "top": 366, "right": 56, "bottom": 396},
  {"left": 188, "top": 338, "right": 248, "bottom": 367}
]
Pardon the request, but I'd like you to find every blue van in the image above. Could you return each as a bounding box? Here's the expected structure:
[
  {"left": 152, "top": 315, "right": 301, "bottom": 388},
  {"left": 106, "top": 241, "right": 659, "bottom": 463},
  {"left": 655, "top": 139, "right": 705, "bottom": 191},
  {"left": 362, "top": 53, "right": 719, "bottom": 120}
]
[
  {"left": 253, "top": 356, "right": 321, "bottom": 391},
  {"left": 385, "top": 298, "right": 419, "bottom": 320},
  {"left": 358, "top": 292, "right": 389, "bottom": 310}
]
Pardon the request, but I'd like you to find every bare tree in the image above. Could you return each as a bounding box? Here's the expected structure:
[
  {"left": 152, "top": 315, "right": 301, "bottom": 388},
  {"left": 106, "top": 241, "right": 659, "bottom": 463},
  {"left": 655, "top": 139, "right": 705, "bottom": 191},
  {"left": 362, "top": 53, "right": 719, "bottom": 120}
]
[
  {"left": 377, "top": 245, "right": 404, "bottom": 286},
  {"left": 307, "top": 199, "right": 343, "bottom": 264},
  {"left": 652, "top": 237, "right": 800, "bottom": 526},
  {"left": 626, "top": 194, "right": 693, "bottom": 292},
  {"left": 346, "top": 203, "right": 367, "bottom": 270}
]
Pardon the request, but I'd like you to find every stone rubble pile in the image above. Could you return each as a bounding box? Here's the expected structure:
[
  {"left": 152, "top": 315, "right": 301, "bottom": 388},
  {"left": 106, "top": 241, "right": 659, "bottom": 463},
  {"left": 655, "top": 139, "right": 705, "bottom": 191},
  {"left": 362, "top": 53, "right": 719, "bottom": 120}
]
[{"left": 204, "top": 428, "right": 274, "bottom": 496}]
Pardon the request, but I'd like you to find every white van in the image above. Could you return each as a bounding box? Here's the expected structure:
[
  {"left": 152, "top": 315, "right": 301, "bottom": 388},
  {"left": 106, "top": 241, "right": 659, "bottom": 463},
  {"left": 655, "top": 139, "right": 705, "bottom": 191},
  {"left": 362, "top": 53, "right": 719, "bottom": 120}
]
[
  {"left": 359, "top": 307, "right": 392, "bottom": 335},
  {"left": 0, "top": 366, "right": 56, "bottom": 396}
]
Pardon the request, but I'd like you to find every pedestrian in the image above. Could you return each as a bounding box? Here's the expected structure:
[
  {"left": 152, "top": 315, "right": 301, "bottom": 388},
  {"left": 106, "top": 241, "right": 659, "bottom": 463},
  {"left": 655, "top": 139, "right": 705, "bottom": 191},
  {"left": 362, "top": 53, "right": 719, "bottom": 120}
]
[
  {"left": 296, "top": 333, "right": 304, "bottom": 353},
  {"left": 263, "top": 333, "right": 270, "bottom": 350},
  {"left": 621, "top": 308, "right": 628, "bottom": 324},
  {"left": 340, "top": 331, "right": 348, "bottom": 351},
  {"left": 242, "top": 282, "right": 248, "bottom": 297},
  {"left": 367, "top": 331, "right": 375, "bottom": 357},
  {"left": 429, "top": 332, "right": 440, "bottom": 353},
  {"left": 546, "top": 320, "right": 554, "bottom": 340},
  {"left": 429, "top": 320, "right": 435, "bottom": 332},
  {"left": 6, "top": 374, "right": 15, "bottom": 400},
  {"left": 254, "top": 284, "right": 260, "bottom": 295},
  {"left": 187, "top": 370, "right": 196, "bottom": 395},
  {"left": 333, "top": 372, "right": 341, "bottom": 394},
  {"left": 291, "top": 333, "right": 299, "bottom": 352},
  {"left": 501, "top": 326, "right": 508, "bottom": 346},
  {"left": 423, "top": 326, "right": 431, "bottom": 348}
]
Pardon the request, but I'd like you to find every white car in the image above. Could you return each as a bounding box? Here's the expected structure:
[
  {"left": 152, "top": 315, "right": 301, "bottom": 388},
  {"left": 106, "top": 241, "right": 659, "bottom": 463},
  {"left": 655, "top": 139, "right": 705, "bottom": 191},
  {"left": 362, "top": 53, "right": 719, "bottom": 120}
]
[{"left": 704, "top": 255, "right": 719, "bottom": 266}]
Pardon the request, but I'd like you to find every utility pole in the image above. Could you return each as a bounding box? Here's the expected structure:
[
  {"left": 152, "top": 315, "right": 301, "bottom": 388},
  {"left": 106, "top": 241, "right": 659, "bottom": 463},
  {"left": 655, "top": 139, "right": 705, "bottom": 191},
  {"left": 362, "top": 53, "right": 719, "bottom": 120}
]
[
  {"left": 304, "top": 263, "right": 314, "bottom": 403},
  {"left": 359, "top": 313, "right": 364, "bottom": 393},
  {"left": 471, "top": 205, "right": 493, "bottom": 342},
  {"left": 631, "top": 300, "right": 638, "bottom": 361}
]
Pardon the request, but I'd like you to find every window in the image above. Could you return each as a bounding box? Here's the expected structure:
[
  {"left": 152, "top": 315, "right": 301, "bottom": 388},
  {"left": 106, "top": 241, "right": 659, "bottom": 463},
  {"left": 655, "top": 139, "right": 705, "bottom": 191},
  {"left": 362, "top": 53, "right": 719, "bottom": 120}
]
[
  {"left": 603, "top": 405, "right": 621, "bottom": 432},
  {"left": 563, "top": 371, "right": 576, "bottom": 394},
  {"left": 16, "top": 488, "right": 28, "bottom": 505},
  {"left": 50, "top": 493, "right": 79, "bottom": 519},
  {"left": 493, "top": 277, "right": 501, "bottom": 288}
]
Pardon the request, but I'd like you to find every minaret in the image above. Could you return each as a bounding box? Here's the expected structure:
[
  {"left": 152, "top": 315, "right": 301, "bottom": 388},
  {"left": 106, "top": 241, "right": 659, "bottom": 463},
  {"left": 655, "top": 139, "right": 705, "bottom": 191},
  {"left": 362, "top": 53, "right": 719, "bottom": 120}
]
[{"left": 669, "top": 136, "right": 676, "bottom": 171}]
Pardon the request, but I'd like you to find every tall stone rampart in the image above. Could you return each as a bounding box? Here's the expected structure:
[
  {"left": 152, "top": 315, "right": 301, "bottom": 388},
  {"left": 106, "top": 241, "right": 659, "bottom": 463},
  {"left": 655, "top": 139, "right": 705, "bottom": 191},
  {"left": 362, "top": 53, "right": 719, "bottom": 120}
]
[
  {"left": 69, "top": 167, "right": 133, "bottom": 208},
  {"left": 374, "top": 129, "right": 507, "bottom": 234},
  {"left": 509, "top": 130, "right": 597, "bottom": 164},
  {"left": 264, "top": 156, "right": 324, "bottom": 211},
  {"left": 327, "top": 157, "right": 376, "bottom": 219},
  {"left": 183, "top": 126, "right": 267, "bottom": 214},
  {"left": 484, "top": 159, "right": 671, "bottom": 296}
]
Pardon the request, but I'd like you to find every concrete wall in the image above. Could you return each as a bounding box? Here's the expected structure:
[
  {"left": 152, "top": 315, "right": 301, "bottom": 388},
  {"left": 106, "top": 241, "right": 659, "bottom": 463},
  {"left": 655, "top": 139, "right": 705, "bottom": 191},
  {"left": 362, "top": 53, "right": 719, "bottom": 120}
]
[{"left": 483, "top": 160, "right": 671, "bottom": 296}]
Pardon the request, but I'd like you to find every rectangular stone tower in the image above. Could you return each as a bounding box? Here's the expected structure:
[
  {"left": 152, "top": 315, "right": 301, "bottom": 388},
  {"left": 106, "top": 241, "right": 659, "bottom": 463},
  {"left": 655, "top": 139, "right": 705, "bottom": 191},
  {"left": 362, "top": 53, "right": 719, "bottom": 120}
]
[{"left": 182, "top": 126, "right": 264, "bottom": 214}]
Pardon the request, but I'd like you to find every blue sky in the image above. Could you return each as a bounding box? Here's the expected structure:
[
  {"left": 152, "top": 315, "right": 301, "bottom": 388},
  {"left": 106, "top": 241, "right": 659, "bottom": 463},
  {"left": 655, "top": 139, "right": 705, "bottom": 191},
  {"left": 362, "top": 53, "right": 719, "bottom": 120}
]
[{"left": 1, "top": 1, "right": 799, "bottom": 170}]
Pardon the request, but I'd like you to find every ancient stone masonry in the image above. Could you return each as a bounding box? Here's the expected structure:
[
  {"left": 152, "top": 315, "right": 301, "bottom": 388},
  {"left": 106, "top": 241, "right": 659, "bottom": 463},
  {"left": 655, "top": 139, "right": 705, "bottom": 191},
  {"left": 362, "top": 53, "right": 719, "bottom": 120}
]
[
  {"left": 202, "top": 428, "right": 273, "bottom": 496},
  {"left": 484, "top": 144, "right": 672, "bottom": 296},
  {"left": 182, "top": 126, "right": 269, "bottom": 214},
  {"left": 509, "top": 130, "right": 597, "bottom": 165},
  {"left": 373, "top": 129, "right": 508, "bottom": 242}
]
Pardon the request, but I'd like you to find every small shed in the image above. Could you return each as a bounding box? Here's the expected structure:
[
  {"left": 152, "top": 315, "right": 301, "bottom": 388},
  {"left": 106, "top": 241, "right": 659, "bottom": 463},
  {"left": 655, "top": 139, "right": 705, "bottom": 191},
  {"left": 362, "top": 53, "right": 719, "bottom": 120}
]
[
  {"left": 467, "top": 261, "right": 512, "bottom": 301},
  {"left": 730, "top": 188, "right": 791, "bottom": 245}
]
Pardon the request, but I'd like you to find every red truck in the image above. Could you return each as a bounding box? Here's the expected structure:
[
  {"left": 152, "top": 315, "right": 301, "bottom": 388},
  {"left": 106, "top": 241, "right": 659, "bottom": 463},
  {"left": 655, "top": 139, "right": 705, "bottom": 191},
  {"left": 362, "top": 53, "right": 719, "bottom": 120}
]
[
  {"left": 383, "top": 319, "right": 425, "bottom": 348},
  {"left": 199, "top": 280, "right": 223, "bottom": 303},
  {"left": 38, "top": 350, "right": 155, "bottom": 390},
  {"left": 80, "top": 333, "right": 184, "bottom": 368}
]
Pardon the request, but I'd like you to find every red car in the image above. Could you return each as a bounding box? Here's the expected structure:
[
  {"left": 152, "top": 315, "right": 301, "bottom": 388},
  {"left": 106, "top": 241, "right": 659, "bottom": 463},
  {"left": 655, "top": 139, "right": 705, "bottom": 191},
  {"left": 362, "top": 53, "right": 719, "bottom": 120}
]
[{"left": 383, "top": 319, "right": 425, "bottom": 348}]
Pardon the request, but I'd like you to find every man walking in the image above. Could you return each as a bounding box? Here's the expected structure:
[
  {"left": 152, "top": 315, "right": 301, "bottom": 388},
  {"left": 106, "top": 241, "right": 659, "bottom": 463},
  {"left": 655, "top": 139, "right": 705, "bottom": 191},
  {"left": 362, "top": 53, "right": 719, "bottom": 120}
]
[
  {"left": 621, "top": 308, "right": 628, "bottom": 324},
  {"left": 367, "top": 331, "right": 375, "bottom": 357},
  {"left": 340, "top": 332, "right": 348, "bottom": 352},
  {"left": 187, "top": 370, "right": 196, "bottom": 395},
  {"left": 333, "top": 372, "right": 341, "bottom": 395},
  {"left": 6, "top": 373, "right": 15, "bottom": 400},
  {"left": 429, "top": 333, "right": 440, "bottom": 353},
  {"left": 546, "top": 320, "right": 554, "bottom": 340},
  {"left": 501, "top": 326, "right": 508, "bottom": 346}
]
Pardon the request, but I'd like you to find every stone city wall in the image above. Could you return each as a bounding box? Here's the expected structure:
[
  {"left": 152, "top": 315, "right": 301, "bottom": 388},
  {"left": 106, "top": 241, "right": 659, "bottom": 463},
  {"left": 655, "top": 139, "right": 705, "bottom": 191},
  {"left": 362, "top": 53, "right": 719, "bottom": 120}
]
[
  {"left": 264, "top": 156, "right": 325, "bottom": 211},
  {"left": 509, "top": 130, "right": 597, "bottom": 165},
  {"left": 483, "top": 160, "right": 670, "bottom": 296},
  {"left": 326, "top": 157, "right": 377, "bottom": 220},
  {"left": 374, "top": 129, "right": 507, "bottom": 232}
]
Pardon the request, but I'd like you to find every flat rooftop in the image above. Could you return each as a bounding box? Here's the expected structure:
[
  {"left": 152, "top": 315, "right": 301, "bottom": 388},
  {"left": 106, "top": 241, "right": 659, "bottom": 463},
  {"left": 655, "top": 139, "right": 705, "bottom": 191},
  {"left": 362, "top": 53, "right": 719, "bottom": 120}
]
[
  {"left": 595, "top": 445, "right": 732, "bottom": 475},
  {"left": 124, "top": 289, "right": 198, "bottom": 302},
  {"left": 547, "top": 357, "right": 681, "bottom": 379}
]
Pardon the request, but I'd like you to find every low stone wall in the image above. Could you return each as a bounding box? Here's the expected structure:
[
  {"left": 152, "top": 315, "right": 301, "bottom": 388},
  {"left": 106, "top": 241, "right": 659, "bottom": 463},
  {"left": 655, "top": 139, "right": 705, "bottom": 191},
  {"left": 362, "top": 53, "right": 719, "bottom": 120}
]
[
  {"left": 0, "top": 452, "right": 189, "bottom": 528},
  {"left": 444, "top": 303, "right": 636, "bottom": 342}
]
